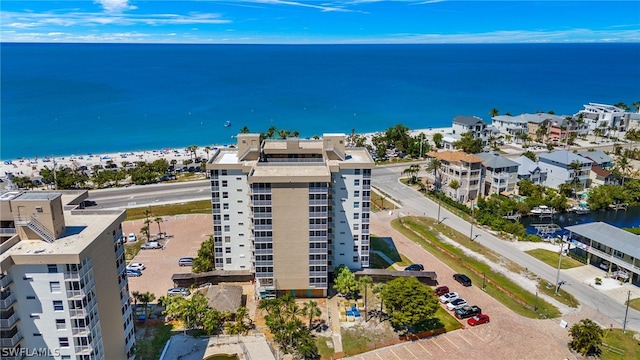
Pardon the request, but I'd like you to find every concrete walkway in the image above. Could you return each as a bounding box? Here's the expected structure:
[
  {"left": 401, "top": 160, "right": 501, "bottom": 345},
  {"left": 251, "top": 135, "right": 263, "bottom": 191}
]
[{"left": 327, "top": 295, "right": 344, "bottom": 354}]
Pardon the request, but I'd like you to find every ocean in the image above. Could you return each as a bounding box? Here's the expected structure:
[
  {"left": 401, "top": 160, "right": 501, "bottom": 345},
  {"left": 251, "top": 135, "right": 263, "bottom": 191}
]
[{"left": 2, "top": 42, "right": 639, "bottom": 160}]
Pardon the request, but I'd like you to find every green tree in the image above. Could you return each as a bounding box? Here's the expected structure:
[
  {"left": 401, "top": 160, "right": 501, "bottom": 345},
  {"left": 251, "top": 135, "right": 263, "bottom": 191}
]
[
  {"left": 568, "top": 160, "right": 584, "bottom": 200},
  {"left": 154, "top": 216, "right": 164, "bottom": 237},
  {"left": 448, "top": 179, "right": 461, "bottom": 201},
  {"left": 402, "top": 164, "right": 421, "bottom": 184},
  {"left": 568, "top": 318, "right": 603, "bottom": 356},
  {"left": 614, "top": 155, "right": 632, "bottom": 186},
  {"left": 381, "top": 277, "right": 439, "bottom": 331},
  {"left": 192, "top": 236, "right": 215, "bottom": 273},
  {"left": 425, "top": 158, "right": 442, "bottom": 192},
  {"left": 522, "top": 150, "right": 537, "bottom": 162},
  {"left": 454, "top": 131, "right": 483, "bottom": 154},
  {"left": 333, "top": 265, "right": 358, "bottom": 297},
  {"left": 239, "top": 126, "right": 250, "bottom": 134},
  {"left": 372, "top": 283, "right": 386, "bottom": 320},
  {"left": 489, "top": 108, "right": 499, "bottom": 117},
  {"left": 432, "top": 133, "right": 443, "bottom": 149}
]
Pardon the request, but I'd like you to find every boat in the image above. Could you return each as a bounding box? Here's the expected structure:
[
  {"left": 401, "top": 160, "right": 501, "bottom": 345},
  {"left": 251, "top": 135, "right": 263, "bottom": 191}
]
[
  {"left": 224, "top": 121, "right": 231, "bottom": 127},
  {"left": 569, "top": 205, "right": 590, "bottom": 215},
  {"left": 530, "top": 205, "right": 555, "bottom": 216}
]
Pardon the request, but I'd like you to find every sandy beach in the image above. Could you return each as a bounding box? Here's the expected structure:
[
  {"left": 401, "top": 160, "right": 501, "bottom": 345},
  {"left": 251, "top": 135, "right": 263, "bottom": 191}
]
[{"left": 0, "top": 127, "right": 453, "bottom": 181}]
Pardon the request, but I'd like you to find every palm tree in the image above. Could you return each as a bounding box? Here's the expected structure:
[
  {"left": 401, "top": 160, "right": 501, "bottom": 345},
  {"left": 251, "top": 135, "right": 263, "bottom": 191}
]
[
  {"left": 204, "top": 146, "right": 212, "bottom": 160},
  {"left": 138, "top": 291, "right": 156, "bottom": 322},
  {"left": 614, "top": 155, "right": 632, "bottom": 186},
  {"left": 131, "top": 290, "right": 141, "bottom": 307},
  {"left": 424, "top": 158, "right": 442, "bottom": 192},
  {"left": 449, "top": 179, "right": 461, "bottom": 202},
  {"left": 266, "top": 126, "right": 277, "bottom": 139},
  {"left": 402, "top": 164, "right": 421, "bottom": 184},
  {"left": 239, "top": 126, "right": 250, "bottom": 134},
  {"left": 358, "top": 275, "right": 372, "bottom": 321},
  {"left": 302, "top": 300, "right": 322, "bottom": 329},
  {"left": 568, "top": 160, "right": 583, "bottom": 200},
  {"left": 489, "top": 108, "right": 499, "bottom": 117},
  {"left": 372, "top": 283, "right": 386, "bottom": 321},
  {"left": 632, "top": 100, "right": 640, "bottom": 113},
  {"left": 154, "top": 216, "right": 164, "bottom": 237}
]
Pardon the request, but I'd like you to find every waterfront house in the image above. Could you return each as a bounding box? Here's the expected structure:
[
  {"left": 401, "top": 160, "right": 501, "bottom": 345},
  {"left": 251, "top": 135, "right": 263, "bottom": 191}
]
[
  {"left": 577, "top": 150, "right": 614, "bottom": 169},
  {"left": 475, "top": 152, "right": 520, "bottom": 196},
  {"left": 589, "top": 165, "right": 620, "bottom": 187},
  {"left": 491, "top": 114, "right": 530, "bottom": 142},
  {"left": 566, "top": 222, "right": 640, "bottom": 286},
  {"left": 538, "top": 150, "right": 592, "bottom": 189},
  {"left": 513, "top": 155, "right": 548, "bottom": 185},
  {"left": 576, "top": 102, "right": 629, "bottom": 134},
  {"left": 451, "top": 116, "right": 495, "bottom": 146},
  {"left": 441, "top": 133, "right": 461, "bottom": 151},
  {"left": 425, "top": 150, "right": 484, "bottom": 203}
]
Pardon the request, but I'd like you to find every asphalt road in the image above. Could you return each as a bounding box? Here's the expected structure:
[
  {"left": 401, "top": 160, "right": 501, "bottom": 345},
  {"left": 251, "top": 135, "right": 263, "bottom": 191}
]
[
  {"left": 371, "top": 163, "right": 640, "bottom": 332},
  {"left": 86, "top": 164, "right": 640, "bottom": 331}
]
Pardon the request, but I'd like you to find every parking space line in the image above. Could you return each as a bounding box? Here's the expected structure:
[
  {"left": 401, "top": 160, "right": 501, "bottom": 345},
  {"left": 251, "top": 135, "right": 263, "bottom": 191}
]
[
  {"left": 431, "top": 338, "right": 446, "bottom": 352},
  {"left": 389, "top": 349, "right": 401, "bottom": 360},
  {"left": 375, "top": 352, "right": 385, "bottom": 360},
  {"left": 404, "top": 345, "right": 419, "bottom": 359},
  {"left": 416, "top": 341, "right": 432, "bottom": 355},
  {"left": 445, "top": 335, "right": 459, "bottom": 349},
  {"left": 468, "top": 328, "right": 486, "bottom": 341},
  {"left": 456, "top": 332, "right": 473, "bottom": 345}
]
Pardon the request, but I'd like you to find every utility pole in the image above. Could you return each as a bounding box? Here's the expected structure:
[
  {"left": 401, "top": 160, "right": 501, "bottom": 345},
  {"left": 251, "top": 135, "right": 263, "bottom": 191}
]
[
  {"left": 469, "top": 198, "right": 475, "bottom": 241},
  {"left": 555, "top": 241, "right": 564, "bottom": 295},
  {"left": 437, "top": 196, "right": 442, "bottom": 223},
  {"left": 623, "top": 290, "right": 631, "bottom": 333},
  {"left": 53, "top": 155, "right": 57, "bottom": 190},
  {"left": 534, "top": 289, "right": 538, "bottom": 312},
  {"left": 482, "top": 272, "right": 486, "bottom": 291}
]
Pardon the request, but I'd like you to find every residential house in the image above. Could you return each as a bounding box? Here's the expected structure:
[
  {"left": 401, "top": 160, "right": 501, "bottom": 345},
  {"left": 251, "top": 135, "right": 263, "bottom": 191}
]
[
  {"left": 577, "top": 150, "right": 614, "bottom": 169},
  {"left": 589, "top": 165, "right": 620, "bottom": 187},
  {"left": 206, "top": 134, "right": 374, "bottom": 298},
  {"left": 475, "top": 152, "right": 520, "bottom": 196},
  {"left": 491, "top": 115, "right": 529, "bottom": 142},
  {"left": 451, "top": 116, "right": 498, "bottom": 146},
  {"left": 513, "top": 155, "right": 548, "bottom": 185},
  {"left": 441, "top": 133, "right": 461, "bottom": 151},
  {"left": 425, "top": 150, "right": 484, "bottom": 203},
  {"left": 576, "top": 102, "right": 629, "bottom": 134},
  {"left": 537, "top": 150, "right": 593, "bottom": 189}
]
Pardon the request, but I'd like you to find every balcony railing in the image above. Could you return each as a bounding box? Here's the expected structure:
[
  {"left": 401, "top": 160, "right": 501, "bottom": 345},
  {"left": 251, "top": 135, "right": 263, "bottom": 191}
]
[
  {"left": 255, "top": 260, "right": 273, "bottom": 266},
  {"left": 0, "top": 330, "right": 22, "bottom": 347},
  {"left": 0, "top": 292, "right": 16, "bottom": 309},
  {"left": 251, "top": 200, "right": 272, "bottom": 206},
  {"left": 64, "top": 272, "right": 81, "bottom": 281},
  {"left": 309, "top": 248, "right": 328, "bottom": 254},
  {"left": 72, "top": 326, "right": 90, "bottom": 336},
  {"left": 0, "top": 275, "right": 13, "bottom": 289},
  {"left": 586, "top": 247, "right": 640, "bottom": 273},
  {"left": 0, "top": 312, "right": 19, "bottom": 328},
  {"left": 66, "top": 289, "right": 86, "bottom": 299},
  {"left": 254, "top": 249, "right": 272, "bottom": 255},
  {"left": 75, "top": 344, "right": 93, "bottom": 354},
  {"left": 309, "top": 212, "right": 328, "bottom": 218},
  {"left": 69, "top": 308, "right": 87, "bottom": 318}
]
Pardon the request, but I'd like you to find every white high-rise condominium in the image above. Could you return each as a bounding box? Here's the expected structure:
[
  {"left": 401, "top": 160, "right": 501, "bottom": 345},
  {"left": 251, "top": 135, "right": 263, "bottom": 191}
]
[{"left": 0, "top": 191, "right": 135, "bottom": 360}]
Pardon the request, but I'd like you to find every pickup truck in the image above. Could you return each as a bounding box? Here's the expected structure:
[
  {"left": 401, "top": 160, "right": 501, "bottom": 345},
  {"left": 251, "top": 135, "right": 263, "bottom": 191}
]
[{"left": 454, "top": 305, "right": 482, "bottom": 319}]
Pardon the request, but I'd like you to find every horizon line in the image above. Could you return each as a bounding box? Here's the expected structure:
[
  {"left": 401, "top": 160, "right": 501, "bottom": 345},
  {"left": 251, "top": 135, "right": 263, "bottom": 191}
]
[{"left": 2, "top": 40, "right": 640, "bottom": 45}]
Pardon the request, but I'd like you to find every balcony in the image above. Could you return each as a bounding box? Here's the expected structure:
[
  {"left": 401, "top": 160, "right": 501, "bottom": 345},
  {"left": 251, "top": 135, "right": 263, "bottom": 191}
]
[
  {"left": 72, "top": 326, "right": 90, "bottom": 336},
  {"left": 0, "top": 330, "right": 22, "bottom": 347},
  {"left": 0, "top": 312, "right": 19, "bottom": 328},
  {"left": 0, "top": 275, "right": 12, "bottom": 289},
  {"left": 64, "top": 272, "right": 81, "bottom": 281},
  {"left": 66, "top": 289, "right": 87, "bottom": 299},
  {"left": 309, "top": 248, "right": 328, "bottom": 254},
  {"left": 309, "top": 211, "right": 328, "bottom": 218},
  {"left": 0, "top": 292, "right": 16, "bottom": 309},
  {"left": 586, "top": 247, "right": 640, "bottom": 273},
  {"left": 69, "top": 308, "right": 88, "bottom": 318},
  {"left": 75, "top": 344, "right": 93, "bottom": 355},
  {"left": 255, "top": 260, "right": 273, "bottom": 266},
  {"left": 252, "top": 200, "right": 272, "bottom": 206}
]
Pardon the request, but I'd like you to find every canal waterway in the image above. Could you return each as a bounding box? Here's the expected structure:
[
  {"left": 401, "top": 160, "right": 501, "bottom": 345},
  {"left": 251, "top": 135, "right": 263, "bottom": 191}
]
[{"left": 520, "top": 206, "right": 640, "bottom": 236}]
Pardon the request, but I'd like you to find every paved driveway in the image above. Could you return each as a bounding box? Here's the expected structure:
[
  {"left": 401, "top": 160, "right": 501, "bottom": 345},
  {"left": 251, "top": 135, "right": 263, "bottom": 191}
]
[{"left": 124, "top": 214, "right": 213, "bottom": 299}]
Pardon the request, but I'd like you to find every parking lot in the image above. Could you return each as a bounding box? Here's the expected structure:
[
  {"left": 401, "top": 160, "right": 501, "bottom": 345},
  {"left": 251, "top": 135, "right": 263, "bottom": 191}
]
[{"left": 123, "top": 214, "right": 213, "bottom": 299}]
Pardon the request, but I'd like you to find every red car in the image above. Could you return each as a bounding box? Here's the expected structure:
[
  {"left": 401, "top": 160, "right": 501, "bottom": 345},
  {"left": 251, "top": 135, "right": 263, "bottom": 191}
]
[
  {"left": 467, "top": 314, "right": 490, "bottom": 326},
  {"left": 434, "top": 286, "right": 450, "bottom": 297}
]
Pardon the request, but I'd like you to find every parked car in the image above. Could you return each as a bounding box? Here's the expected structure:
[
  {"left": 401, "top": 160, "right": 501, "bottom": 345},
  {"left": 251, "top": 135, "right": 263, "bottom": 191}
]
[
  {"left": 126, "top": 269, "right": 142, "bottom": 277},
  {"left": 140, "top": 242, "right": 162, "bottom": 250},
  {"left": 82, "top": 200, "right": 97, "bottom": 207},
  {"left": 455, "top": 305, "right": 482, "bottom": 319},
  {"left": 439, "top": 292, "right": 459, "bottom": 304},
  {"left": 167, "top": 287, "right": 191, "bottom": 296},
  {"left": 126, "top": 263, "right": 145, "bottom": 271},
  {"left": 453, "top": 273, "right": 472, "bottom": 287},
  {"left": 434, "top": 285, "right": 450, "bottom": 297},
  {"left": 446, "top": 298, "right": 468, "bottom": 311},
  {"left": 127, "top": 233, "right": 137, "bottom": 242},
  {"left": 178, "top": 257, "right": 194, "bottom": 267},
  {"left": 404, "top": 264, "right": 424, "bottom": 271},
  {"left": 467, "top": 314, "right": 490, "bottom": 326}
]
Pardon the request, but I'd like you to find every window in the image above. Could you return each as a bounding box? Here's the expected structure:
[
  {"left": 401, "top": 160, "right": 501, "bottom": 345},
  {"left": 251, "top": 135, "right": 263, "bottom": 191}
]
[
  {"left": 237, "top": 189, "right": 242, "bottom": 192},
  {"left": 225, "top": 236, "right": 231, "bottom": 243},
  {"left": 354, "top": 179, "right": 360, "bottom": 186},
  {"left": 355, "top": 169, "right": 361, "bottom": 175},
  {"left": 226, "top": 258, "right": 232, "bottom": 264},
  {"left": 353, "top": 256, "right": 359, "bottom": 262},
  {"left": 59, "top": 337, "right": 70, "bottom": 347},
  {"left": 27, "top": 295, "right": 36, "bottom": 300},
  {"left": 354, "top": 202, "right": 360, "bottom": 208},
  {"left": 224, "top": 225, "right": 230, "bottom": 232},
  {"left": 353, "top": 213, "right": 359, "bottom": 220},
  {"left": 50, "top": 281, "right": 61, "bottom": 293},
  {"left": 353, "top": 224, "right": 359, "bottom": 231},
  {"left": 354, "top": 191, "right": 360, "bottom": 197},
  {"left": 47, "top": 264, "right": 57, "bottom": 273},
  {"left": 353, "top": 245, "right": 358, "bottom": 252},
  {"left": 223, "top": 203, "right": 229, "bottom": 210},
  {"left": 225, "top": 247, "right": 231, "bottom": 254},
  {"left": 222, "top": 192, "right": 229, "bottom": 199},
  {"left": 224, "top": 214, "right": 230, "bottom": 221},
  {"left": 222, "top": 180, "right": 228, "bottom": 187},
  {"left": 53, "top": 300, "right": 64, "bottom": 311},
  {"left": 56, "top": 319, "right": 66, "bottom": 330}
]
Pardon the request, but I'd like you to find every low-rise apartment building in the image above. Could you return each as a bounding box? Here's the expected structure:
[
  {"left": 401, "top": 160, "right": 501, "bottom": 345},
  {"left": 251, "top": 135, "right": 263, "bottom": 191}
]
[
  {"left": 0, "top": 191, "right": 135, "bottom": 360},
  {"left": 425, "top": 150, "right": 483, "bottom": 203},
  {"left": 475, "top": 153, "right": 520, "bottom": 196},
  {"left": 576, "top": 102, "right": 629, "bottom": 133},
  {"left": 206, "top": 134, "right": 374, "bottom": 298},
  {"left": 538, "top": 150, "right": 592, "bottom": 189}
]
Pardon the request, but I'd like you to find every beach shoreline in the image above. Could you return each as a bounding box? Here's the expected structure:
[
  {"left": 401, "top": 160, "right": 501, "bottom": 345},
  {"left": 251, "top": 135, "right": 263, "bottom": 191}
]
[{"left": 1, "top": 127, "right": 452, "bottom": 180}]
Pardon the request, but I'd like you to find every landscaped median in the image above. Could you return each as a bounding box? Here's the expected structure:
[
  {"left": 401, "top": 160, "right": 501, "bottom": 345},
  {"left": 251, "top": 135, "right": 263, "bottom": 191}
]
[{"left": 392, "top": 216, "right": 564, "bottom": 319}]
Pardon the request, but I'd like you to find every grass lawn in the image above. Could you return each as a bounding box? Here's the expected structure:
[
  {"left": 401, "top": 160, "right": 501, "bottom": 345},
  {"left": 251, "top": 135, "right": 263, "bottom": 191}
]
[
  {"left": 134, "top": 324, "right": 173, "bottom": 360},
  {"left": 537, "top": 279, "right": 579, "bottom": 309},
  {"left": 315, "top": 336, "right": 335, "bottom": 360},
  {"left": 525, "top": 248, "right": 584, "bottom": 270},
  {"left": 341, "top": 324, "right": 399, "bottom": 357},
  {"left": 434, "top": 307, "right": 463, "bottom": 332},
  {"left": 626, "top": 297, "right": 640, "bottom": 312},
  {"left": 371, "top": 189, "right": 399, "bottom": 212},
  {"left": 601, "top": 329, "right": 640, "bottom": 360},
  {"left": 394, "top": 216, "right": 561, "bottom": 319},
  {"left": 125, "top": 241, "right": 144, "bottom": 261},
  {"left": 125, "top": 200, "right": 211, "bottom": 220}
]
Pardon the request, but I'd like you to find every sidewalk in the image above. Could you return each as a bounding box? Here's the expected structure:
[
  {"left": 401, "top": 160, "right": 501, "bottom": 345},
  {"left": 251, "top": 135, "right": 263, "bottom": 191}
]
[{"left": 327, "top": 295, "right": 344, "bottom": 354}]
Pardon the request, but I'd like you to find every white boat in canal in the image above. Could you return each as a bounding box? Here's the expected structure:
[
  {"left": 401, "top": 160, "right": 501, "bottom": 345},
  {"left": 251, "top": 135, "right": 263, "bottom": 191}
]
[{"left": 530, "top": 205, "right": 555, "bottom": 216}]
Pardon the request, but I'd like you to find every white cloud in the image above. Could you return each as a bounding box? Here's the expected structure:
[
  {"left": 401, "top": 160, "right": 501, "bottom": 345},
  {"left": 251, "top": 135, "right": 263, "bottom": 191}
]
[{"left": 94, "top": 0, "right": 137, "bottom": 13}]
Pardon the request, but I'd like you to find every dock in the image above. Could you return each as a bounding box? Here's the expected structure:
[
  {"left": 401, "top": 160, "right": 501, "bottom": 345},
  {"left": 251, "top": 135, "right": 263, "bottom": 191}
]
[
  {"left": 531, "top": 223, "right": 561, "bottom": 235},
  {"left": 608, "top": 203, "right": 629, "bottom": 211}
]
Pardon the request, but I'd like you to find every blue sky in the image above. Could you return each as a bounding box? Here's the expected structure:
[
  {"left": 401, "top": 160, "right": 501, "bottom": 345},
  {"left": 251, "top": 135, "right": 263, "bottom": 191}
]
[{"left": 1, "top": 1, "right": 639, "bottom": 43}]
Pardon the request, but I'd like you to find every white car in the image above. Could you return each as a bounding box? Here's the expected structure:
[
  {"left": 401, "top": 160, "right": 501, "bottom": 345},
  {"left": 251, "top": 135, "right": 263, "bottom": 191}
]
[
  {"left": 127, "top": 233, "right": 137, "bottom": 242},
  {"left": 126, "top": 263, "right": 145, "bottom": 271},
  {"left": 439, "top": 292, "right": 459, "bottom": 304},
  {"left": 446, "top": 298, "right": 467, "bottom": 311}
]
